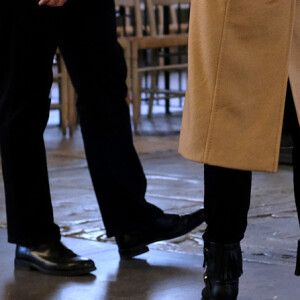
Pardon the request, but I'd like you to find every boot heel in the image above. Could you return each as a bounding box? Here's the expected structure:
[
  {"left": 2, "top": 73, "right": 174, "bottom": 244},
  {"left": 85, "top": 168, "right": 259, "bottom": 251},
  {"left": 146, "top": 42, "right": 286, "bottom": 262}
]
[
  {"left": 15, "top": 259, "right": 35, "bottom": 271},
  {"left": 119, "top": 245, "right": 149, "bottom": 260}
]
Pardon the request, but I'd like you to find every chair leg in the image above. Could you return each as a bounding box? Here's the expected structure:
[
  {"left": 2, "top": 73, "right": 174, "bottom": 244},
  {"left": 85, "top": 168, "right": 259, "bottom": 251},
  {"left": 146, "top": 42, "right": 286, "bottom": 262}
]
[
  {"left": 138, "top": 74, "right": 142, "bottom": 119},
  {"left": 148, "top": 71, "right": 158, "bottom": 119},
  {"left": 148, "top": 49, "right": 160, "bottom": 119}
]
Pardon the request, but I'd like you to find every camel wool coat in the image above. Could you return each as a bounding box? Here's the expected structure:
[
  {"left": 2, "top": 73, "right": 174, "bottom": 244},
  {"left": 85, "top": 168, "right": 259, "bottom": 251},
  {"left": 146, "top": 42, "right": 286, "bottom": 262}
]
[{"left": 179, "top": 0, "right": 300, "bottom": 173}]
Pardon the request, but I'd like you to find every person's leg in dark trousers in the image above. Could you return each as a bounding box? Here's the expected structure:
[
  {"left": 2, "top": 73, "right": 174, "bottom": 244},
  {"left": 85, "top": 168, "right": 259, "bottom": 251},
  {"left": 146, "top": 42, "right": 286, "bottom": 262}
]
[
  {"left": 57, "top": 2, "right": 163, "bottom": 237},
  {"left": 57, "top": 1, "right": 204, "bottom": 245},
  {"left": 0, "top": 4, "right": 95, "bottom": 275},
  {"left": 201, "top": 166, "right": 251, "bottom": 300},
  {"left": 0, "top": 4, "right": 61, "bottom": 246},
  {"left": 203, "top": 166, "right": 252, "bottom": 244}
]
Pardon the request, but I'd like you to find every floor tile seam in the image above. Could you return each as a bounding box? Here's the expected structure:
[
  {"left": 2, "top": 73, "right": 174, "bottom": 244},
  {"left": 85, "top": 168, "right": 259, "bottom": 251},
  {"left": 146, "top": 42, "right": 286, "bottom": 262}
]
[
  {"left": 242, "top": 257, "right": 295, "bottom": 268},
  {"left": 47, "top": 184, "right": 94, "bottom": 191},
  {"left": 146, "top": 194, "right": 203, "bottom": 203},
  {"left": 48, "top": 165, "right": 88, "bottom": 172},
  {"left": 47, "top": 153, "right": 86, "bottom": 159}
]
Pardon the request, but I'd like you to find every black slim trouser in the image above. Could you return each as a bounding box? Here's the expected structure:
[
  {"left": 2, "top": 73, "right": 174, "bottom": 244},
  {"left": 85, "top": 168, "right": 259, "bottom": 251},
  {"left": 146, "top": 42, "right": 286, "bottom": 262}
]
[
  {"left": 0, "top": 1, "right": 162, "bottom": 246},
  {"left": 204, "top": 82, "right": 300, "bottom": 244}
]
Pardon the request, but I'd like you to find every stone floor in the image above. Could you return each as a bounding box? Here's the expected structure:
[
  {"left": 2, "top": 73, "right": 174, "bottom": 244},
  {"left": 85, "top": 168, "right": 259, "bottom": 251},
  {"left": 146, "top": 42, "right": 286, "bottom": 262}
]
[{"left": 0, "top": 115, "right": 300, "bottom": 299}]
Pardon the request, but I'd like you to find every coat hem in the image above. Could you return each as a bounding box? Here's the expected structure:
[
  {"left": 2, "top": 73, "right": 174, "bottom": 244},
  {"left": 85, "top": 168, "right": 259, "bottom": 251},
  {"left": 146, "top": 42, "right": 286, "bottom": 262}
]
[{"left": 178, "top": 149, "right": 278, "bottom": 174}]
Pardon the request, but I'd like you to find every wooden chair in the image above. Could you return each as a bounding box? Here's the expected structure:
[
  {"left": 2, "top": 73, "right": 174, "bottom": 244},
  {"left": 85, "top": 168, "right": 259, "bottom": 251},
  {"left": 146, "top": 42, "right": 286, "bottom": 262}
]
[
  {"left": 131, "top": 0, "right": 190, "bottom": 130},
  {"left": 54, "top": 1, "right": 188, "bottom": 135},
  {"left": 148, "top": 0, "right": 190, "bottom": 117}
]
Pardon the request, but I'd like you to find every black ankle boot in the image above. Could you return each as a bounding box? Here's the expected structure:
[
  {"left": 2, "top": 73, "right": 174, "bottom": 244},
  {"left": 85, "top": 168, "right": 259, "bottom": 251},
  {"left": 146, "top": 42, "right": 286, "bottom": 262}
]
[{"left": 201, "top": 242, "right": 242, "bottom": 300}]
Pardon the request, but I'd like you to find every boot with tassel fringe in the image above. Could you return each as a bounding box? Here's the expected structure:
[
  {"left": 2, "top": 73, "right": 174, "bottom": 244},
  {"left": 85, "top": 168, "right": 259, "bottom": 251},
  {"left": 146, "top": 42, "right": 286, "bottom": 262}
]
[{"left": 201, "top": 241, "right": 243, "bottom": 300}]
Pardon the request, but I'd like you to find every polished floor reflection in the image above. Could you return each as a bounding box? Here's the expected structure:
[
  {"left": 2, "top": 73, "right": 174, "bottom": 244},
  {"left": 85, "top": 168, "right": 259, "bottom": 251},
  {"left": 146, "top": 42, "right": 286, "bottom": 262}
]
[{"left": 1, "top": 230, "right": 300, "bottom": 300}]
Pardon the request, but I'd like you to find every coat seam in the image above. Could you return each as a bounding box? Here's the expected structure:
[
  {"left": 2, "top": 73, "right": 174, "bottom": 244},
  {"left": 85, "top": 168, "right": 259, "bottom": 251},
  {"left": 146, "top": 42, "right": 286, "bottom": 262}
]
[
  {"left": 273, "top": 0, "right": 296, "bottom": 172},
  {"left": 204, "top": 0, "right": 231, "bottom": 162}
]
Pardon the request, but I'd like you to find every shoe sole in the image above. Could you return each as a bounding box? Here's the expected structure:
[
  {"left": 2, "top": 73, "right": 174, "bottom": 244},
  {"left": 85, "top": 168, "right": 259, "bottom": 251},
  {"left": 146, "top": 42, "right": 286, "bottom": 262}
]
[
  {"left": 119, "top": 209, "right": 205, "bottom": 260},
  {"left": 119, "top": 245, "right": 149, "bottom": 260},
  {"left": 15, "top": 258, "right": 96, "bottom": 276}
]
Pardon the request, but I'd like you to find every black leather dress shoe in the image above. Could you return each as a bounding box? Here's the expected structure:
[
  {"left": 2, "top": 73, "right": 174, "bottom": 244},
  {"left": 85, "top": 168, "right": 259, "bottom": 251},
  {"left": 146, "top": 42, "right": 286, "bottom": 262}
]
[
  {"left": 15, "top": 241, "right": 96, "bottom": 276},
  {"left": 116, "top": 208, "right": 205, "bottom": 259}
]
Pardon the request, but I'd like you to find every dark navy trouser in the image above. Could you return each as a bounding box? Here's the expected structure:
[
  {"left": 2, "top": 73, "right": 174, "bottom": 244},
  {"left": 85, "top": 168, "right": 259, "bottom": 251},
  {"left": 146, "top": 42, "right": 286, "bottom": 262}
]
[{"left": 0, "top": 1, "right": 162, "bottom": 246}]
